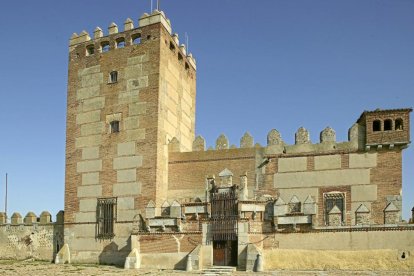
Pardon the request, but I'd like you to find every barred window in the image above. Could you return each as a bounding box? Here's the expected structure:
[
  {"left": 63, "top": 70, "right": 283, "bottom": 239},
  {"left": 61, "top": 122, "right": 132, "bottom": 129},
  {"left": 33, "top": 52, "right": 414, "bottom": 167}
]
[
  {"left": 97, "top": 197, "right": 117, "bottom": 239},
  {"left": 324, "top": 193, "right": 344, "bottom": 225},
  {"left": 110, "top": 120, "right": 120, "bottom": 133}
]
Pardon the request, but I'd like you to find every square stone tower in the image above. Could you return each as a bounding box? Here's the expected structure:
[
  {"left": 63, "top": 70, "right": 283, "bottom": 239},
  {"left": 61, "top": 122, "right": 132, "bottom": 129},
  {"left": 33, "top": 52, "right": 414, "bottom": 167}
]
[{"left": 64, "top": 10, "right": 196, "bottom": 263}]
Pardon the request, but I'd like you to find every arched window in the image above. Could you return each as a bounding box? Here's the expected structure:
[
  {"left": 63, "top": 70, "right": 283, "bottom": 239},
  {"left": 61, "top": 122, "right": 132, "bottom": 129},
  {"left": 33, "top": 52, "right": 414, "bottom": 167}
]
[
  {"left": 101, "top": 42, "right": 110, "bottom": 53},
  {"left": 131, "top": 33, "right": 141, "bottom": 45},
  {"left": 116, "top": 38, "right": 125, "bottom": 49},
  {"left": 395, "top": 118, "right": 404, "bottom": 130},
  {"left": 86, "top": 45, "right": 95, "bottom": 56},
  {"left": 384, "top": 119, "right": 392, "bottom": 131},
  {"left": 109, "top": 71, "right": 118, "bottom": 83},
  {"left": 373, "top": 120, "right": 381, "bottom": 132},
  {"left": 169, "top": 41, "right": 176, "bottom": 51}
]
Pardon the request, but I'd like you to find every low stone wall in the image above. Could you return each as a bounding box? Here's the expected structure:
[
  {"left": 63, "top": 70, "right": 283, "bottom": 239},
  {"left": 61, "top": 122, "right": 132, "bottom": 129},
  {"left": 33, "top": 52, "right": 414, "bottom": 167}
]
[
  {"left": 263, "top": 249, "right": 413, "bottom": 271},
  {"left": 0, "top": 211, "right": 64, "bottom": 261}
]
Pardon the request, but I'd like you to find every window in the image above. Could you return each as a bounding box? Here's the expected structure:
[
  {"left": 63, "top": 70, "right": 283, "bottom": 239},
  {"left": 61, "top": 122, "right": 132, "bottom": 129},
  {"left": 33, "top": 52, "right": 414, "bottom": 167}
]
[
  {"left": 384, "top": 119, "right": 392, "bottom": 131},
  {"left": 395, "top": 118, "right": 403, "bottom": 130},
  {"left": 324, "top": 193, "right": 344, "bottom": 225},
  {"left": 178, "top": 53, "right": 183, "bottom": 61},
  {"left": 86, "top": 45, "right": 95, "bottom": 56},
  {"left": 373, "top": 120, "right": 381, "bottom": 132},
  {"left": 116, "top": 38, "right": 125, "bottom": 49},
  {"left": 109, "top": 71, "right": 118, "bottom": 83},
  {"left": 97, "top": 197, "right": 117, "bottom": 239},
  {"left": 132, "top": 34, "right": 141, "bottom": 45},
  {"left": 169, "top": 42, "right": 175, "bottom": 51},
  {"left": 110, "top": 120, "right": 120, "bottom": 133},
  {"left": 185, "top": 62, "right": 190, "bottom": 70},
  {"left": 101, "top": 42, "right": 110, "bottom": 53}
]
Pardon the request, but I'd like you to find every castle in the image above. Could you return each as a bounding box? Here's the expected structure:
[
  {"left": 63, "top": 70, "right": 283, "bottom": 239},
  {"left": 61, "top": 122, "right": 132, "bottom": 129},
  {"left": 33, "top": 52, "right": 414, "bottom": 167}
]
[{"left": 0, "top": 9, "right": 413, "bottom": 272}]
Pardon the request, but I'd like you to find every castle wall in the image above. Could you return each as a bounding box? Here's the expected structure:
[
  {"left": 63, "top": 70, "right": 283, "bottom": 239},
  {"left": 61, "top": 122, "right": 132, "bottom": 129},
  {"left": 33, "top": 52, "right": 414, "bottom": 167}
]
[
  {"left": 262, "top": 230, "right": 414, "bottom": 271},
  {"left": 168, "top": 148, "right": 258, "bottom": 201},
  {"left": 0, "top": 212, "right": 63, "bottom": 261}
]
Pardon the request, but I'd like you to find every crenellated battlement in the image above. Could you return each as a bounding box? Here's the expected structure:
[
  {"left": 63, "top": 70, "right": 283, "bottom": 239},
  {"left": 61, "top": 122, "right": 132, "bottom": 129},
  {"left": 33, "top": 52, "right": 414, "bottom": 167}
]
[
  {"left": 168, "top": 124, "right": 363, "bottom": 155},
  {"left": 0, "top": 210, "right": 64, "bottom": 226},
  {"left": 69, "top": 10, "right": 196, "bottom": 70}
]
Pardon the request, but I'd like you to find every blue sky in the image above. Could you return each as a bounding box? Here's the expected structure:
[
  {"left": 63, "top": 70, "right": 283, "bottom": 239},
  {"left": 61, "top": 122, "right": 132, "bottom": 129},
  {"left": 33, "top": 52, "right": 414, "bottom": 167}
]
[{"left": 0, "top": 0, "right": 413, "bottom": 220}]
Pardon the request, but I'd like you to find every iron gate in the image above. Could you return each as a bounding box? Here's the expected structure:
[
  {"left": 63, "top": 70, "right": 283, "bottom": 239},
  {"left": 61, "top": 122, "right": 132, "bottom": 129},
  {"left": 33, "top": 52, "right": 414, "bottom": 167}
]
[{"left": 211, "top": 187, "right": 238, "bottom": 241}]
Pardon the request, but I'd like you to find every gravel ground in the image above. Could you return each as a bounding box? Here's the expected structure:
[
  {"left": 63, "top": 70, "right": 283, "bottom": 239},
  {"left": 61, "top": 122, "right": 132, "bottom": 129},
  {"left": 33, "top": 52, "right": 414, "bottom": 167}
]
[{"left": 0, "top": 260, "right": 412, "bottom": 276}]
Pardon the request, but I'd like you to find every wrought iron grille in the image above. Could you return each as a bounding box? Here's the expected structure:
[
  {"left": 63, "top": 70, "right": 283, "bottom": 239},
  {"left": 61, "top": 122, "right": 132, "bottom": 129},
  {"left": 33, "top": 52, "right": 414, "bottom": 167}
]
[
  {"left": 97, "top": 197, "right": 117, "bottom": 239},
  {"left": 324, "top": 193, "right": 344, "bottom": 225},
  {"left": 211, "top": 188, "right": 238, "bottom": 241}
]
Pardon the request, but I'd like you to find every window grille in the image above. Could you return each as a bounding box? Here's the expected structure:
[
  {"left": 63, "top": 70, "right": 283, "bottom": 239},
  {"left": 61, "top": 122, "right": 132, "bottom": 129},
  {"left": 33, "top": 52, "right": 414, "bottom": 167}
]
[
  {"left": 324, "top": 193, "right": 344, "bottom": 225},
  {"left": 110, "top": 120, "right": 120, "bottom": 133},
  {"left": 97, "top": 197, "right": 117, "bottom": 239}
]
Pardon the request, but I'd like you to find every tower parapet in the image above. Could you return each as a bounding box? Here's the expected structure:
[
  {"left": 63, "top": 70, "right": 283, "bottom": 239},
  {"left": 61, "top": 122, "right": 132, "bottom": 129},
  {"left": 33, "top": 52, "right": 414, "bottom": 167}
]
[{"left": 68, "top": 10, "right": 196, "bottom": 71}]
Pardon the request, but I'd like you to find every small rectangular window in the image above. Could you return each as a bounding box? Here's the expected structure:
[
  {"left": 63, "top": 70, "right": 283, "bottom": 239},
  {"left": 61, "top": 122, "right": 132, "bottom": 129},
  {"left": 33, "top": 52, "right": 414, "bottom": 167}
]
[
  {"left": 109, "top": 71, "right": 118, "bottom": 83},
  {"left": 97, "top": 197, "right": 117, "bottom": 239},
  {"left": 110, "top": 120, "right": 120, "bottom": 133}
]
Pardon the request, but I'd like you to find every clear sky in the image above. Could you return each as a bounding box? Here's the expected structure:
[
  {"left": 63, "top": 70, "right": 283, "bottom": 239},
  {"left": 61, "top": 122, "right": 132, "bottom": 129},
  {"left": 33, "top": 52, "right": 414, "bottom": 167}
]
[{"left": 0, "top": 0, "right": 413, "bottom": 220}]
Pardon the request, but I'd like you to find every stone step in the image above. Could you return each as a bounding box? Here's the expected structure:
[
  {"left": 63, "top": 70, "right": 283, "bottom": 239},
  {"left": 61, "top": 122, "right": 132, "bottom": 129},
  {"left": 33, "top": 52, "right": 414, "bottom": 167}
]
[{"left": 202, "top": 266, "right": 236, "bottom": 275}]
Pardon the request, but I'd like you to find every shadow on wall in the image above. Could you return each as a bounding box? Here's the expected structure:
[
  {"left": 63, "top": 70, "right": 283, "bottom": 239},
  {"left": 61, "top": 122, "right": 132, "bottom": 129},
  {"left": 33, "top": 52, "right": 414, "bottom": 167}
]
[
  {"left": 98, "top": 237, "right": 131, "bottom": 267},
  {"left": 173, "top": 255, "right": 187, "bottom": 270}
]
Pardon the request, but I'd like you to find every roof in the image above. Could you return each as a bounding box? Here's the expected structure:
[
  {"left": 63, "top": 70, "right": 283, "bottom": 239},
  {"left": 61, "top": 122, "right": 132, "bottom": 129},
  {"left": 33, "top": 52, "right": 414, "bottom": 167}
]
[{"left": 357, "top": 108, "right": 412, "bottom": 124}]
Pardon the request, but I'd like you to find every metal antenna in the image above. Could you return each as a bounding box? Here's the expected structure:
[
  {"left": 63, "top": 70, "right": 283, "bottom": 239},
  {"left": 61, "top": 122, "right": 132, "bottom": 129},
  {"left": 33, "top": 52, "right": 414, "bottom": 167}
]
[
  {"left": 151, "top": 0, "right": 153, "bottom": 12},
  {"left": 157, "top": 0, "right": 160, "bottom": 10}
]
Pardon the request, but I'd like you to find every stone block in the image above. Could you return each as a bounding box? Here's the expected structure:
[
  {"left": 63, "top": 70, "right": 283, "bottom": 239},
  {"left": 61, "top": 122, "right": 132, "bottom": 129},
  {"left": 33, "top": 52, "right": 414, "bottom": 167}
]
[
  {"left": 77, "top": 86, "right": 100, "bottom": 100},
  {"left": 118, "top": 210, "right": 139, "bottom": 222},
  {"left": 117, "top": 197, "right": 135, "bottom": 210},
  {"left": 192, "top": 136, "right": 205, "bottom": 151},
  {"left": 117, "top": 142, "right": 136, "bottom": 156},
  {"left": 351, "top": 185, "right": 377, "bottom": 202},
  {"left": 216, "top": 134, "right": 229, "bottom": 150},
  {"left": 79, "top": 199, "right": 97, "bottom": 212},
  {"left": 82, "top": 172, "right": 99, "bottom": 185},
  {"left": 78, "top": 185, "right": 102, "bottom": 197},
  {"left": 80, "top": 122, "right": 105, "bottom": 136},
  {"left": 113, "top": 182, "right": 141, "bottom": 196},
  {"left": 74, "top": 212, "right": 96, "bottom": 223},
  {"left": 349, "top": 153, "right": 377, "bottom": 168},
  {"left": 80, "top": 97, "right": 105, "bottom": 112},
  {"left": 77, "top": 160, "right": 102, "bottom": 173},
  {"left": 278, "top": 157, "right": 307, "bottom": 173},
  {"left": 119, "top": 90, "right": 140, "bottom": 105},
  {"left": 75, "top": 135, "right": 102, "bottom": 148},
  {"left": 76, "top": 110, "right": 101, "bottom": 125},
  {"left": 125, "top": 64, "right": 143, "bottom": 79},
  {"left": 314, "top": 155, "right": 341, "bottom": 170},
  {"left": 82, "top": 147, "right": 100, "bottom": 160},
  {"left": 123, "top": 116, "right": 140, "bottom": 130},
  {"left": 117, "top": 169, "right": 137, "bottom": 183},
  {"left": 79, "top": 65, "right": 100, "bottom": 76},
  {"left": 81, "top": 73, "right": 103, "bottom": 88},
  {"left": 126, "top": 129, "right": 146, "bottom": 141},
  {"left": 113, "top": 156, "right": 143, "bottom": 170},
  {"left": 127, "top": 54, "right": 148, "bottom": 66},
  {"left": 170, "top": 201, "right": 181, "bottom": 218},
  {"left": 127, "top": 77, "right": 148, "bottom": 91},
  {"left": 274, "top": 169, "right": 370, "bottom": 188}
]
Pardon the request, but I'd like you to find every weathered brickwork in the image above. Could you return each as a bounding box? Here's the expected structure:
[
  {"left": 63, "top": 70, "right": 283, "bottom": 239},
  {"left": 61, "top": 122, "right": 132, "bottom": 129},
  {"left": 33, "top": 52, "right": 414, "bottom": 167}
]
[{"left": 61, "top": 8, "right": 413, "bottom": 271}]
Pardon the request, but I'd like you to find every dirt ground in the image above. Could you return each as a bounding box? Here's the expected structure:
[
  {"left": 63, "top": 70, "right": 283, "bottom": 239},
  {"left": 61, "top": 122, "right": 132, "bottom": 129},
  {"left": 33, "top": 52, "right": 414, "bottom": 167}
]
[{"left": 0, "top": 260, "right": 412, "bottom": 276}]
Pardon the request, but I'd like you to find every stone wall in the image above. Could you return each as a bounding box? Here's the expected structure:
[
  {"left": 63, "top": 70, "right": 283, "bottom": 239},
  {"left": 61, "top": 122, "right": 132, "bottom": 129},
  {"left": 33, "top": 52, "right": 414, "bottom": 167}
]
[{"left": 0, "top": 211, "right": 63, "bottom": 261}]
